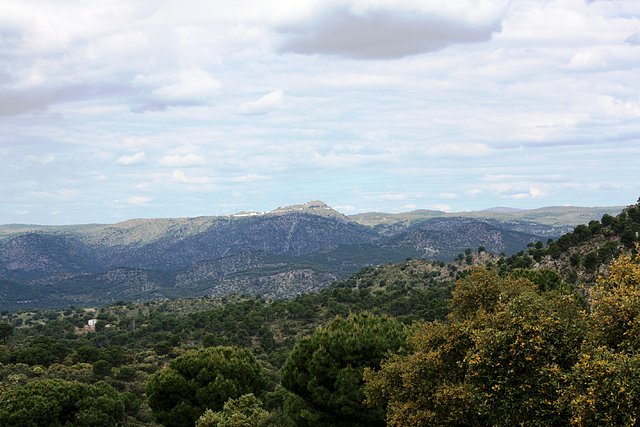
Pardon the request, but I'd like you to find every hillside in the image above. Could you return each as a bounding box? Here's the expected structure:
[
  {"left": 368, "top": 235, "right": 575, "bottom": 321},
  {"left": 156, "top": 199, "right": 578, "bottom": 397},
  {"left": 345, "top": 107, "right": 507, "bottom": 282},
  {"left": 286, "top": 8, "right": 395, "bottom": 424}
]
[
  {"left": 349, "top": 205, "right": 624, "bottom": 229},
  {"left": 0, "top": 200, "right": 639, "bottom": 426},
  {"left": 0, "top": 201, "right": 624, "bottom": 310},
  {"left": 499, "top": 199, "right": 640, "bottom": 285}
]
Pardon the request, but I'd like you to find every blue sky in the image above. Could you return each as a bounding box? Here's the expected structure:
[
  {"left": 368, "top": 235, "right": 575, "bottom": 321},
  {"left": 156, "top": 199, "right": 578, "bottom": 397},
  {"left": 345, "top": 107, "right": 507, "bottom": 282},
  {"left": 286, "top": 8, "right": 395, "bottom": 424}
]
[{"left": 1, "top": 0, "right": 639, "bottom": 224}]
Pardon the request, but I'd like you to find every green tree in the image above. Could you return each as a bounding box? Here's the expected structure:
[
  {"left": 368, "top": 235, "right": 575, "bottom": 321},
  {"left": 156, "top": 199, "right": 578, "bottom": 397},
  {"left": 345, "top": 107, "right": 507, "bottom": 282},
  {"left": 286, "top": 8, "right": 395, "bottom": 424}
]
[
  {"left": 146, "top": 345, "right": 268, "bottom": 427},
  {"left": 0, "top": 378, "right": 125, "bottom": 427},
  {"left": 0, "top": 322, "right": 12, "bottom": 343},
  {"left": 282, "top": 312, "right": 405, "bottom": 426},
  {"left": 195, "top": 393, "right": 292, "bottom": 427},
  {"left": 92, "top": 359, "right": 112, "bottom": 378},
  {"left": 11, "top": 336, "right": 69, "bottom": 366}
]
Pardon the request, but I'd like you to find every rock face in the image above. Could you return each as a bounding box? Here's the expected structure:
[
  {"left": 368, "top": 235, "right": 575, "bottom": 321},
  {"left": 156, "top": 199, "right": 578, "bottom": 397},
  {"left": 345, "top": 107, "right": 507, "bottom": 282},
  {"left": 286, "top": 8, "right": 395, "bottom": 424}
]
[{"left": 0, "top": 201, "right": 621, "bottom": 309}]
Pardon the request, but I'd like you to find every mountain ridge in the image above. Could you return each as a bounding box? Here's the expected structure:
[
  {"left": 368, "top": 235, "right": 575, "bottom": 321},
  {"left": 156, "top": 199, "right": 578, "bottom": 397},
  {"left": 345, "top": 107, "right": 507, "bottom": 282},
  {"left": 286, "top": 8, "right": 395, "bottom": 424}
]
[{"left": 0, "top": 201, "right": 625, "bottom": 310}]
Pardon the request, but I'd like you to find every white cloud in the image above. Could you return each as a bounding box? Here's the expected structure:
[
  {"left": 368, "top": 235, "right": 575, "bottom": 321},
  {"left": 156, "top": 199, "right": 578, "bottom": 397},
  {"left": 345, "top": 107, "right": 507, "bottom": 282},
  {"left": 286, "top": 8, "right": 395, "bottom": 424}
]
[
  {"left": 171, "top": 169, "right": 214, "bottom": 185},
  {"left": 152, "top": 69, "right": 220, "bottom": 102},
  {"left": 568, "top": 49, "right": 609, "bottom": 70},
  {"left": 30, "top": 188, "right": 77, "bottom": 201},
  {"left": 225, "top": 174, "right": 271, "bottom": 183},
  {"left": 238, "top": 90, "right": 284, "bottom": 115},
  {"left": 424, "top": 143, "right": 492, "bottom": 157},
  {"left": 116, "top": 152, "right": 145, "bottom": 166},
  {"left": 496, "top": 186, "right": 546, "bottom": 200},
  {"left": 377, "top": 193, "right": 409, "bottom": 201},
  {"left": 127, "top": 196, "right": 152, "bottom": 205},
  {"left": 132, "top": 68, "right": 221, "bottom": 108},
  {"left": 159, "top": 153, "right": 206, "bottom": 167},
  {"left": 2, "top": 0, "right": 640, "bottom": 223}
]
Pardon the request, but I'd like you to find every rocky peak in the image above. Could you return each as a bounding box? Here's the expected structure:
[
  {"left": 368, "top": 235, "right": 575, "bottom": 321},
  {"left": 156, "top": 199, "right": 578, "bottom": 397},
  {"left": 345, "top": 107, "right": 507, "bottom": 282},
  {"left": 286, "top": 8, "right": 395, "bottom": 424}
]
[{"left": 270, "top": 200, "right": 346, "bottom": 219}]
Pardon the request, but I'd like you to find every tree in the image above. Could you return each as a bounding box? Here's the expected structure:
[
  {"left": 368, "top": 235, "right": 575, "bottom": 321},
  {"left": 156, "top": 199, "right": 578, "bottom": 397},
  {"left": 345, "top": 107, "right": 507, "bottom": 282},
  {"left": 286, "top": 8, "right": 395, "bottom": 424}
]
[
  {"left": 11, "top": 336, "right": 69, "bottom": 366},
  {"left": 365, "top": 268, "right": 586, "bottom": 427},
  {"left": 364, "top": 320, "right": 479, "bottom": 426},
  {"left": 466, "top": 290, "right": 585, "bottom": 426},
  {"left": 569, "top": 348, "right": 640, "bottom": 426},
  {"left": 449, "top": 267, "right": 502, "bottom": 320},
  {"left": 0, "top": 322, "right": 12, "bottom": 343},
  {"left": 146, "top": 345, "right": 268, "bottom": 427},
  {"left": 567, "top": 246, "right": 640, "bottom": 425},
  {"left": 0, "top": 378, "right": 125, "bottom": 427},
  {"left": 195, "top": 393, "right": 292, "bottom": 427},
  {"left": 587, "top": 246, "right": 640, "bottom": 352},
  {"left": 282, "top": 312, "right": 405, "bottom": 426}
]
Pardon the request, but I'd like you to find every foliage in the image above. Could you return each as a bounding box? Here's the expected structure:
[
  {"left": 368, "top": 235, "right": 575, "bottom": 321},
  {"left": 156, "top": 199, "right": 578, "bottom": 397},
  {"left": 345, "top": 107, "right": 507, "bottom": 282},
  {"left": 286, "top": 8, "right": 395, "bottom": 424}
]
[
  {"left": 568, "top": 244, "right": 640, "bottom": 426},
  {"left": 587, "top": 246, "right": 640, "bottom": 352},
  {"left": 146, "top": 345, "right": 269, "bottom": 427},
  {"left": 195, "top": 393, "right": 293, "bottom": 427},
  {"left": 0, "top": 378, "right": 125, "bottom": 427},
  {"left": 569, "top": 348, "right": 640, "bottom": 426},
  {"left": 466, "top": 290, "right": 585, "bottom": 426},
  {"left": 0, "top": 322, "right": 12, "bottom": 343},
  {"left": 364, "top": 320, "right": 478, "bottom": 426},
  {"left": 365, "top": 267, "right": 587, "bottom": 427},
  {"left": 282, "top": 312, "right": 406, "bottom": 426}
]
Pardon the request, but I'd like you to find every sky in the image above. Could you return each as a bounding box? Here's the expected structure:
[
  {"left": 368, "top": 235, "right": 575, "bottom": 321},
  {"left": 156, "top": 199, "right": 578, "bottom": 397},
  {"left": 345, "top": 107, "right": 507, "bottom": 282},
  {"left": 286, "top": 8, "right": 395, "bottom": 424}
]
[{"left": 1, "top": 0, "right": 639, "bottom": 224}]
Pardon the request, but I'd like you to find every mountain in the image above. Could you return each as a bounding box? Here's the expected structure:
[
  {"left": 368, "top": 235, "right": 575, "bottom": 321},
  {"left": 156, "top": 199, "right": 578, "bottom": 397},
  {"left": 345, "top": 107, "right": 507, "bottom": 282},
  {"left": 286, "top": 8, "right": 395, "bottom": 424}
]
[
  {"left": 0, "top": 201, "right": 624, "bottom": 310},
  {"left": 500, "top": 200, "right": 640, "bottom": 285}
]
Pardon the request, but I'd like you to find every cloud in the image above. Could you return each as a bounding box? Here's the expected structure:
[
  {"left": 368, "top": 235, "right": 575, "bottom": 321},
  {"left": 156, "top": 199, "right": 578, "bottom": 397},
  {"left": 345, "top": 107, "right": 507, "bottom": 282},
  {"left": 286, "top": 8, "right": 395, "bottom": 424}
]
[
  {"left": 277, "top": 1, "right": 507, "bottom": 59},
  {"left": 30, "top": 188, "right": 77, "bottom": 201},
  {"left": 626, "top": 32, "right": 640, "bottom": 46},
  {"left": 159, "top": 153, "right": 206, "bottom": 167},
  {"left": 432, "top": 204, "right": 452, "bottom": 212},
  {"left": 377, "top": 193, "right": 410, "bottom": 201},
  {"left": 171, "top": 169, "right": 214, "bottom": 185},
  {"left": 238, "top": 90, "right": 284, "bottom": 115},
  {"left": 498, "top": 186, "right": 546, "bottom": 200},
  {"left": 424, "top": 143, "right": 492, "bottom": 157},
  {"left": 568, "top": 49, "right": 609, "bottom": 70},
  {"left": 225, "top": 174, "right": 271, "bottom": 183},
  {"left": 132, "top": 68, "right": 221, "bottom": 109},
  {"left": 127, "top": 196, "right": 152, "bottom": 205},
  {"left": 116, "top": 152, "right": 145, "bottom": 166},
  {"left": 0, "top": 83, "right": 130, "bottom": 116}
]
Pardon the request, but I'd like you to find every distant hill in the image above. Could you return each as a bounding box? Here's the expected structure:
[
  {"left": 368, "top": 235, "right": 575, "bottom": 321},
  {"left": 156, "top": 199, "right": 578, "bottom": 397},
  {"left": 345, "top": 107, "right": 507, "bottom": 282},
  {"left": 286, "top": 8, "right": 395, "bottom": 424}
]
[
  {"left": 0, "top": 201, "right": 625, "bottom": 310},
  {"left": 498, "top": 200, "right": 640, "bottom": 285},
  {"left": 349, "top": 205, "right": 624, "bottom": 229}
]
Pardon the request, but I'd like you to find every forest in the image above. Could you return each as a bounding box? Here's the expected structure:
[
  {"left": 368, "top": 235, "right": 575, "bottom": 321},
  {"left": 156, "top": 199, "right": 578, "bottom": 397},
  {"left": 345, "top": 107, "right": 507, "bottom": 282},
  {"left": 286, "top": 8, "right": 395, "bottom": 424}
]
[{"left": 1, "top": 201, "right": 640, "bottom": 426}]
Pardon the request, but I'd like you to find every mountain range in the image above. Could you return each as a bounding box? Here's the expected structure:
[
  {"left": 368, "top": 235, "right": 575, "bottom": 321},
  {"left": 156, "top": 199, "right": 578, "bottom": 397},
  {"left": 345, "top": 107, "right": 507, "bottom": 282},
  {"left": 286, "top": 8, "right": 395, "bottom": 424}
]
[{"left": 0, "top": 201, "right": 623, "bottom": 310}]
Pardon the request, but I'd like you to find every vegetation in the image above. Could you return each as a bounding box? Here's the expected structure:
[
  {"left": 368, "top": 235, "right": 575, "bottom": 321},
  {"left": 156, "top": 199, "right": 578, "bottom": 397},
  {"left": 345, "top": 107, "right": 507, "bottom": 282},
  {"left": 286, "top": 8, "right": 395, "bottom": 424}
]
[
  {"left": 0, "top": 200, "right": 638, "bottom": 426},
  {"left": 146, "top": 346, "right": 268, "bottom": 427},
  {"left": 282, "top": 313, "right": 405, "bottom": 426},
  {"left": 0, "top": 378, "right": 126, "bottom": 427}
]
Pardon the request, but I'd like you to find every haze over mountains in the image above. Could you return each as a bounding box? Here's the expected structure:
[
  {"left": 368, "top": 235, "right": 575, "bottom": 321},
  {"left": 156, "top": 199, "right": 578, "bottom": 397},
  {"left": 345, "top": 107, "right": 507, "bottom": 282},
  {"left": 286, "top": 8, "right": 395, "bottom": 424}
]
[{"left": 0, "top": 201, "right": 623, "bottom": 310}]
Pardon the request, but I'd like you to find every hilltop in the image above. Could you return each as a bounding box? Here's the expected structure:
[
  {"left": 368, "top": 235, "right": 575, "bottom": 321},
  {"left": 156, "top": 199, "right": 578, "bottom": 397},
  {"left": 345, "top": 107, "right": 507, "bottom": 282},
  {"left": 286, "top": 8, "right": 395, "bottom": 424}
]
[{"left": 0, "top": 201, "right": 624, "bottom": 310}]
